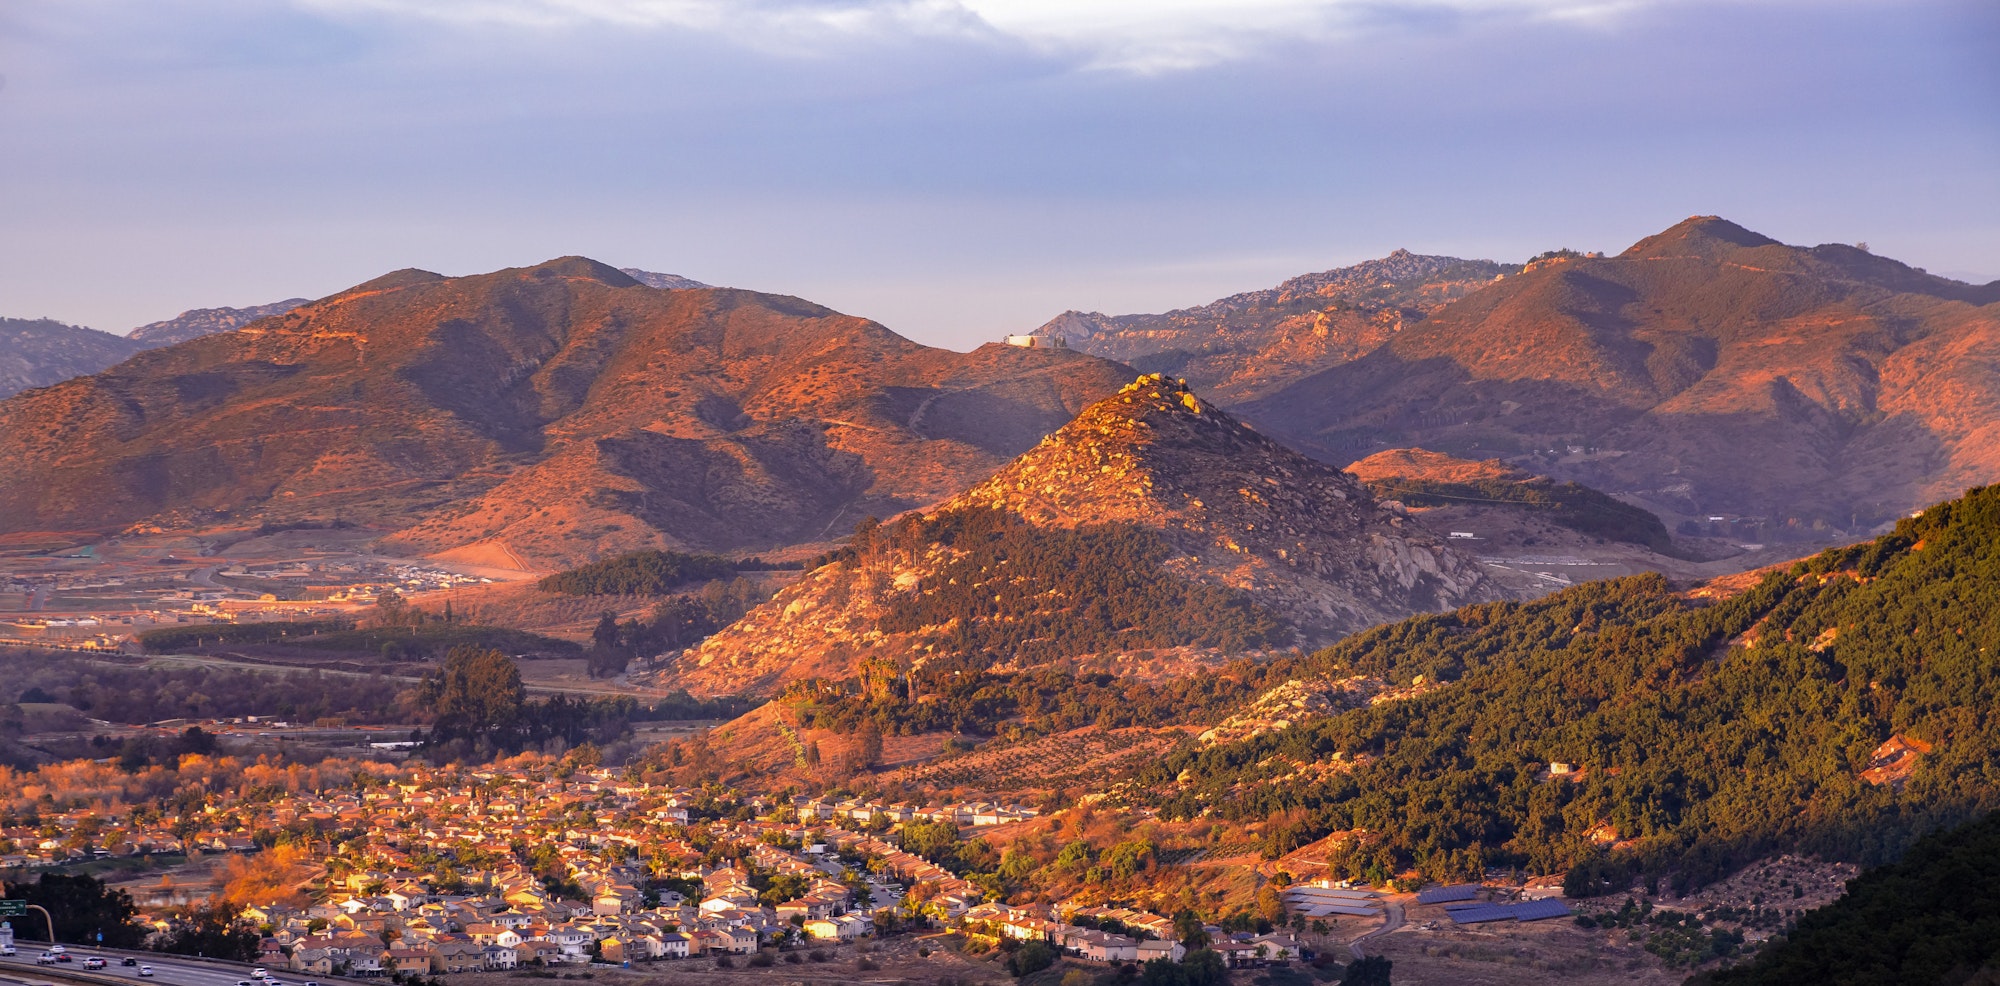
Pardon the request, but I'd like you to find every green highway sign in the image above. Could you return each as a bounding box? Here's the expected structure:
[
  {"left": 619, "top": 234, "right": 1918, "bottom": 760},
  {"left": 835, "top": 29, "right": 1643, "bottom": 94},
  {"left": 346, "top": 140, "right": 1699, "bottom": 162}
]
[{"left": 0, "top": 900, "right": 26, "bottom": 916}]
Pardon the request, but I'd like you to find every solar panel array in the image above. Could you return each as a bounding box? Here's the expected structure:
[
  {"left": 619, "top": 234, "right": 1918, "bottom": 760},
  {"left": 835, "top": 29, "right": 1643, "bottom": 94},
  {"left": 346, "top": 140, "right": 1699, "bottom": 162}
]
[
  {"left": 1444, "top": 900, "right": 1573, "bottom": 924},
  {"left": 1416, "top": 885, "right": 1480, "bottom": 904},
  {"left": 1294, "top": 903, "right": 1383, "bottom": 918},
  {"left": 1281, "top": 886, "right": 1383, "bottom": 918},
  {"left": 1511, "top": 899, "right": 1573, "bottom": 921},
  {"left": 1283, "top": 887, "right": 1380, "bottom": 900}
]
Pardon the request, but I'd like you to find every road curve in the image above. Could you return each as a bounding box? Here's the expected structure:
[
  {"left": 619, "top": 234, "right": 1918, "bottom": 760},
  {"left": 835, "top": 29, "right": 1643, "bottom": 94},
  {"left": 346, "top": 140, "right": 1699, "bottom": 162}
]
[{"left": 1350, "top": 901, "right": 1404, "bottom": 961}]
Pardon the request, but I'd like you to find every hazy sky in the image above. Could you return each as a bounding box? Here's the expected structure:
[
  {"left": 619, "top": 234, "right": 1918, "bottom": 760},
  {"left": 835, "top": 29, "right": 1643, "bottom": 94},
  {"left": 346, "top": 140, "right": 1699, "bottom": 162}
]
[{"left": 2, "top": 0, "right": 1996, "bottom": 349}]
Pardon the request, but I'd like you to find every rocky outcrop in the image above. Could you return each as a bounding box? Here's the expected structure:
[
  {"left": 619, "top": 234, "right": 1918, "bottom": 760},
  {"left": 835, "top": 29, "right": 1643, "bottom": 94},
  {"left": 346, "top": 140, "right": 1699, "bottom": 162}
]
[{"left": 126, "top": 299, "right": 309, "bottom": 347}]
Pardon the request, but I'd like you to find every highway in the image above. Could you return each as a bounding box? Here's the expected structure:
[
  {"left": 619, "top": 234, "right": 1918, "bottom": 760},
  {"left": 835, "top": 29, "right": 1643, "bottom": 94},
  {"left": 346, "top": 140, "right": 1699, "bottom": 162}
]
[{"left": 0, "top": 945, "right": 340, "bottom": 986}]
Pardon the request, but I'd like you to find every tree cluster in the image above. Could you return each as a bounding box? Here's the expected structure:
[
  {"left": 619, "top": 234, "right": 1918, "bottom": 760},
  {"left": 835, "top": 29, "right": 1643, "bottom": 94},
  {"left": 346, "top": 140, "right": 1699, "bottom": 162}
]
[{"left": 540, "top": 549, "right": 793, "bottom": 596}]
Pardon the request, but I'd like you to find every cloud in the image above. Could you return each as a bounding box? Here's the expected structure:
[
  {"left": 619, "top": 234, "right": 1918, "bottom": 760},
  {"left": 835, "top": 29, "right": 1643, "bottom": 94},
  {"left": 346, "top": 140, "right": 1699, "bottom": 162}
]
[{"left": 286, "top": 0, "right": 1712, "bottom": 71}]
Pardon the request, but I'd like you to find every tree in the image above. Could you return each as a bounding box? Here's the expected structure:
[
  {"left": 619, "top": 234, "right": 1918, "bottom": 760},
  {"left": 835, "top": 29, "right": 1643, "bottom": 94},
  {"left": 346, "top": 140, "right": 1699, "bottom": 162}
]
[
  {"left": 420, "top": 646, "right": 525, "bottom": 737},
  {"left": 3, "top": 873, "right": 143, "bottom": 947},
  {"left": 1182, "top": 949, "right": 1227, "bottom": 986},
  {"left": 1343, "top": 955, "right": 1392, "bottom": 986},
  {"left": 1140, "top": 957, "right": 1190, "bottom": 986},
  {"left": 855, "top": 721, "right": 884, "bottom": 770},
  {"left": 588, "top": 612, "right": 620, "bottom": 648},
  {"left": 1174, "top": 912, "right": 1210, "bottom": 950},
  {"left": 1005, "top": 941, "right": 1055, "bottom": 978}
]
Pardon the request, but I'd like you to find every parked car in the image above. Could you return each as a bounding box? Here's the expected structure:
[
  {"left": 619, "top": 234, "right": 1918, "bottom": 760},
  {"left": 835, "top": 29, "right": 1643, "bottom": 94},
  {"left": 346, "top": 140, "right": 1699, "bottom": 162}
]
[{"left": 139, "top": 966, "right": 155, "bottom": 977}]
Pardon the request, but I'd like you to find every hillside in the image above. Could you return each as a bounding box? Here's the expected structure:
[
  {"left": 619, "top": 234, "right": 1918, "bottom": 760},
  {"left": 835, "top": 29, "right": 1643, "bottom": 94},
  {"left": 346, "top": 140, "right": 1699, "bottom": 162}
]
[
  {"left": 125, "top": 298, "right": 310, "bottom": 346},
  {"left": 1028, "top": 250, "right": 1517, "bottom": 401},
  {"left": 0, "top": 257, "right": 1133, "bottom": 568},
  {"left": 0, "top": 317, "right": 141, "bottom": 398},
  {"left": 1138, "top": 483, "right": 2000, "bottom": 895},
  {"left": 1243, "top": 217, "right": 2000, "bottom": 541},
  {"left": 667, "top": 374, "right": 1500, "bottom": 697},
  {"left": 1346, "top": 447, "right": 1679, "bottom": 553},
  {"left": 1695, "top": 809, "right": 2000, "bottom": 986}
]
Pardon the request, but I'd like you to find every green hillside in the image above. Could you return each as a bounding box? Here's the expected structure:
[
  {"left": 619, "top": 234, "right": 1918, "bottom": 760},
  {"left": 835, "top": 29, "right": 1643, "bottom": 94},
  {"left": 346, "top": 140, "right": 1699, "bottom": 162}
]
[
  {"left": 1140, "top": 485, "right": 2000, "bottom": 891},
  {"left": 1693, "top": 810, "right": 2000, "bottom": 986}
]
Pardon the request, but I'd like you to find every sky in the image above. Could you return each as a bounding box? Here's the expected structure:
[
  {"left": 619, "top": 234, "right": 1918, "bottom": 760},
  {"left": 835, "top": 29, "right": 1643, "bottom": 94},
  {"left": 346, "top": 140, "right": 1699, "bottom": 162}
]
[{"left": 1, "top": 0, "right": 1996, "bottom": 350}]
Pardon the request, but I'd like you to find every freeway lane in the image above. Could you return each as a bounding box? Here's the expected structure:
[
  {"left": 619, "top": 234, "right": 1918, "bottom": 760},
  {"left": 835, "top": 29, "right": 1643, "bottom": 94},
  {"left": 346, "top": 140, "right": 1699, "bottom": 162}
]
[{"left": 0, "top": 947, "right": 336, "bottom": 986}]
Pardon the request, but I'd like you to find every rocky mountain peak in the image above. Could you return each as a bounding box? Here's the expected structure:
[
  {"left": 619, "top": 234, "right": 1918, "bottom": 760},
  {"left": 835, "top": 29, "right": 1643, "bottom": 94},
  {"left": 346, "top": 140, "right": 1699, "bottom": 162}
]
[{"left": 944, "top": 373, "right": 1501, "bottom": 634}]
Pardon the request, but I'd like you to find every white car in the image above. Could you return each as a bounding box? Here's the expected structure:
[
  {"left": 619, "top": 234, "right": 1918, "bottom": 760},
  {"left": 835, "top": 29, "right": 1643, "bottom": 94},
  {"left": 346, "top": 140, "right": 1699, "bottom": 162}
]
[
  {"left": 139, "top": 966, "right": 155, "bottom": 977},
  {"left": 253, "top": 970, "right": 270, "bottom": 979}
]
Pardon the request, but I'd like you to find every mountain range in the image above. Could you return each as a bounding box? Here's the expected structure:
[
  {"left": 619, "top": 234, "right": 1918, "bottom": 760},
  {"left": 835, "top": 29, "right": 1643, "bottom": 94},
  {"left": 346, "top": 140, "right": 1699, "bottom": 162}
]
[
  {"left": 1032, "top": 217, "right": 2000, "bottom": 541},
  {"left": 0, "top": 258, "right": 1130, "bottom": 568},
  {"left": 0, "top": 270, "right": 703, "bottom": 398},
  {"left": 8, "top": 216, "right": 2000, "bottom": 572}
]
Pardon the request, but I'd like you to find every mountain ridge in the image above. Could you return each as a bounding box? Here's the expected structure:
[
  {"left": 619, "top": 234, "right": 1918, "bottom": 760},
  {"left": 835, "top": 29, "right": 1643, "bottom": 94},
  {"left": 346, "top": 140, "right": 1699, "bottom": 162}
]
[
  {"left": 1027, "top": 249, "right": 1519, "bottom": 401},
  {"left": 0, "top": 257, "right": 1134, "bottom": 568},
  {"left": 1241, "top": 216, "right": 2000, "bottom": 539}
]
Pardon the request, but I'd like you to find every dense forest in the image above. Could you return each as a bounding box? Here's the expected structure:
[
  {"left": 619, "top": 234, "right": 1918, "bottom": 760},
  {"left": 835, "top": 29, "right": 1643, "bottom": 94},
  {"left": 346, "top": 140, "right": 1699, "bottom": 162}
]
[
  {"left": 1137, "top": 486, "right": 2000, "bottom": 894},
  {"left": 1693, "top": 809, "right": 2000, "bottom": 986},
  {"left": 816, "top": 508, "right": 1289, "bottom": 669},
  {"left": 539, "top": 549, "right": 795, "bottom": 596},
  {"left": 1360, "top": 474, "right": 1678, "bottom": 553},
  {"left": 782, "top": 662, "right": 1287, "bottom": 737}
]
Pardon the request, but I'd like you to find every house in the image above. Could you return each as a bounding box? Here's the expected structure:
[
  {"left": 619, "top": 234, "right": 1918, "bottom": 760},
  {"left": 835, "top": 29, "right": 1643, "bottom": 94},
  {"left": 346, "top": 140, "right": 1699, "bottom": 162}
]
[
  {"left": 514, "top": 942, "right": 564, "bottom": 967},
  {"left": 481, "top": 945, "right": 519, "bottom": 969},
  {"left": 1136, "top": 940, "right": 1186, "bottom": 963},
  {"left": 1077, "top": 931, "right": 1139, "bottom": 964},
  {"left": 290, "top": 945, "right": 336, "bottom": 975},
  {"left": 658, "top": 932, "right": 690, "bottom": 959},
  {"left": 804, "top": 914, "right": 872, "bottom": 942},
  {"left": 435, "top": 941, "right": 488, "bottom": 973},
  {"left": 384, "top": 948, "right": 438, "bottom": 976},
  {"left": 1252, "top": 934, "right": 1304, "bottom": 962},
  {"left": 1210, "top": 941, "right": 1261, "bottom": 968},
  {"left": 726, "top": 926, "right": 758, "bottom": 953}
]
